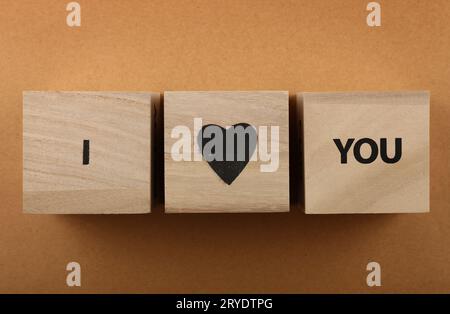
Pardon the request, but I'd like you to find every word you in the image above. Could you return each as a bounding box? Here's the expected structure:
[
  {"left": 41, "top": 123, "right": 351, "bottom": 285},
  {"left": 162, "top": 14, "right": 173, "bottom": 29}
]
[{"left": 334, "top": 138, "right": 402, "bottom": 164}]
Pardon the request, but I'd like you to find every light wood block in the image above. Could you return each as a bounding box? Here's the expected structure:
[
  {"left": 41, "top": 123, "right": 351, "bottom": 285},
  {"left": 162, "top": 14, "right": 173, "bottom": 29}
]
[
  {"left": 299, "top": 91, "right": 429, "bottom": 214},
  {"left": 23, "top": 91, "right": 159, "bottom": 214},
  {"left": 164, "top": 91, "right": 289, "bottom": 213}
]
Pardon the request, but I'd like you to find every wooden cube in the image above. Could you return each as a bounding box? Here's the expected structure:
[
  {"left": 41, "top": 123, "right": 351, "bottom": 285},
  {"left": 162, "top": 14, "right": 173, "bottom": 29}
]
[
  {"left": 23, "top": 91, "right": 159, "bottom": 214},
  {"left": 164, "top": 91, "right": 289, "bottom": 213},
  {"left": 299, "top": 91, "right": 429, "bottom": 214}
]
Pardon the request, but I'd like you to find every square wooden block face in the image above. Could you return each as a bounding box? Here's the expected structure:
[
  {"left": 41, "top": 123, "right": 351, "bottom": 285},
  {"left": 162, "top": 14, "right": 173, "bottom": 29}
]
[
  {"left": 23, "top": 91, "right": 158, "bottom": 214},
  {"left": 300, "top": 91, "right": 429, "bottom": 214},
  {"left": 164, "top": 91, "right": 289, "bottom": 213}
]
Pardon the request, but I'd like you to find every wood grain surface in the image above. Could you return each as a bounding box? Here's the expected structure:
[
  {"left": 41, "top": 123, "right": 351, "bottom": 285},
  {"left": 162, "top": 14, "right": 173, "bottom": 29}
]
[
  {"left": 164, "top": 91, "right": 289, "bottom": 213},
  {"left": 23, "top": 91, "right": 157, "bottom": 214},
  {"left": 300, "top": 91, "right": 429, "bottom": 214}
]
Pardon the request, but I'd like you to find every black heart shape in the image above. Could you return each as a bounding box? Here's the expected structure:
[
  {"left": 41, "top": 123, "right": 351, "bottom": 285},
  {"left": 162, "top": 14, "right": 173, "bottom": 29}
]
[{"left": 197, "top": 123, "right": 257, "bottom": 185}]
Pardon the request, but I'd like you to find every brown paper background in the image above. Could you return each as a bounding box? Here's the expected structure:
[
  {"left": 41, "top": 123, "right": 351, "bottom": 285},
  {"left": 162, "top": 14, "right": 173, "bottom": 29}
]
[{"left": 1, "top": 0, "right": 449, "bottom": 293}]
